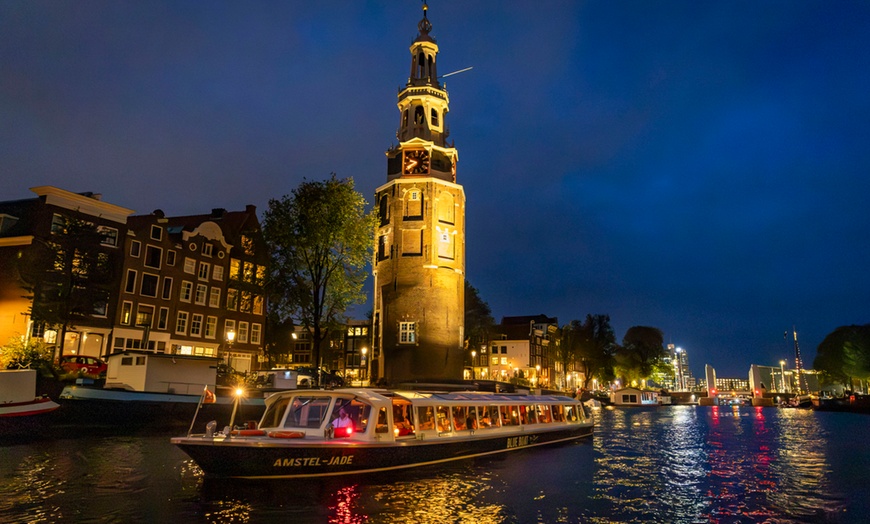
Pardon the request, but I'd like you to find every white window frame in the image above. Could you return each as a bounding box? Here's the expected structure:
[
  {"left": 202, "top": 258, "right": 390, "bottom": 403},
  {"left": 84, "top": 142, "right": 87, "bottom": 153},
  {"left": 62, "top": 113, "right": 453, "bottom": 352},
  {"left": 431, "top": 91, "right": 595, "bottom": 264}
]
[
  {"left": 209, "top": 288, "right": 221, "bottom": 308},
  {"left": 399, "top": 322, "right": 416, "bottom": 344},
  {"left": 195, "top": 284, "right": 207, "bottom": 305},
  {"left": 238, "top": 321, "right": 249, "bottom": 344},
  {"left": 139, "top": 273, "right": 159, "bottom": 298},
  {"left": 184, "top": 257, "right": 196, "bottom": 274},
  {"left": 157, "top": 307, "right": 169, "bottom": 330},
  {"left": 121, "top": 301, "right": 133, "bottom": 325},
  {"left": 161, "top": 277, "right": 173, "bottom": 300},
  {"left": 176, "top": 311, "right": 189, "bottom": 335},
  {"left": 180, "top": 281, "right": 193, "bottom": 303},
  {"left": 205, "top": 316, "right": 217, "bottom": 339},
  {"left": 190, "top": 314, "right": 203, "bottom": 337}
]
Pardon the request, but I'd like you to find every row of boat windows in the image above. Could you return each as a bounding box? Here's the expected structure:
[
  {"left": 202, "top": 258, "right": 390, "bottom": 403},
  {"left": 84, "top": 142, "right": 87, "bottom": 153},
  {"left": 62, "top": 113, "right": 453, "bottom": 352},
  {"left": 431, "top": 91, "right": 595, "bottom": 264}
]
[
  {"left": 407, "top": 404, "right": 584, "bottom": 436},
  {"left": 260, "top": 396, "right": 585, "bottom": 437}
]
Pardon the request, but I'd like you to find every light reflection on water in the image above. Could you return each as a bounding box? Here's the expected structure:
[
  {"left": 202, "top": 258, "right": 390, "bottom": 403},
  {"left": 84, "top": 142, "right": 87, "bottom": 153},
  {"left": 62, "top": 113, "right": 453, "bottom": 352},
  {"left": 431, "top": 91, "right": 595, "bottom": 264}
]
[{"left": 2, "top": 407, "right": 869, "bottom": 523}]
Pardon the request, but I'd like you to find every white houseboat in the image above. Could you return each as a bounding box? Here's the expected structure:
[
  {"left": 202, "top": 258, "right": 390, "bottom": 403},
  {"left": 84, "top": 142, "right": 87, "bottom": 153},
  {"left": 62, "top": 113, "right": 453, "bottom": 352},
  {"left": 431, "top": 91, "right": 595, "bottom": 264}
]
[
  {"left": 610, "top": 387, "right": 670, "bottom": 406},
  {"left": 172, "top": 387, "right": 594, "bottom": 479}
]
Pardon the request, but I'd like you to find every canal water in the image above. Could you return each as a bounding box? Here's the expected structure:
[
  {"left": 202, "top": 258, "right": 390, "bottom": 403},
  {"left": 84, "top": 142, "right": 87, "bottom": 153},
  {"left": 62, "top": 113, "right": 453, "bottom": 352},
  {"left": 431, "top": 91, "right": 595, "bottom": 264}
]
[{"left": 2, "top": 405, "right": 869, "bottom": 523}]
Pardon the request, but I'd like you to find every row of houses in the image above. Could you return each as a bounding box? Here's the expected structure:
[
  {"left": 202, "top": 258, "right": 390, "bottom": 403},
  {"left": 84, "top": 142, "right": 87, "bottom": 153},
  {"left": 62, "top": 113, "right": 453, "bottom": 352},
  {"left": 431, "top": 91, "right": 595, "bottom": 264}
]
[
  {"left": 0, "top": 186, "right": 569, "bottom": 387},
  {"left": 0, "top": 186, "right": 267, "bottom": 374}
]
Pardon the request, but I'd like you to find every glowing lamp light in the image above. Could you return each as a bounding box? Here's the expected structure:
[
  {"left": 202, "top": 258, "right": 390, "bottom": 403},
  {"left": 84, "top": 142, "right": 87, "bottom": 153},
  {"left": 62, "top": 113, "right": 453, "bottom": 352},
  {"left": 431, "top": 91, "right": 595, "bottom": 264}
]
[
  {"left": 235, "top": 387, "right": 244, "bottom": 397},
  {"left": 338, "top": 426, "right": 354, "bottom": 438}
]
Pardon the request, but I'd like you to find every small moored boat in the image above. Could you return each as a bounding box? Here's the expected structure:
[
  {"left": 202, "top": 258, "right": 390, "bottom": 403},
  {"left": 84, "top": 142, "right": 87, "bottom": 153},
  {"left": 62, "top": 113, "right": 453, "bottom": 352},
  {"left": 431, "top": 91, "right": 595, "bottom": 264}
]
[{"left": 171, "top": 387, "right": 593, "bottom": 479}]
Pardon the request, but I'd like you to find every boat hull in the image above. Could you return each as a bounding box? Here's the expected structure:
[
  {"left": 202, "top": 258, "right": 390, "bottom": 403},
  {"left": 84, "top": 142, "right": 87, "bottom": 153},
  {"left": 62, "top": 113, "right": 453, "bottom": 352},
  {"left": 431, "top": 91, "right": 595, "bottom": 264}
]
[
  {"left": 812, "top": 395, "right": 870, "bottom": 414},
  {"left": 173, "top": 424, "right": 592, "bottom": 479},
  {"left": 56, "top": 386, "right": 266, "bottom": 429}
]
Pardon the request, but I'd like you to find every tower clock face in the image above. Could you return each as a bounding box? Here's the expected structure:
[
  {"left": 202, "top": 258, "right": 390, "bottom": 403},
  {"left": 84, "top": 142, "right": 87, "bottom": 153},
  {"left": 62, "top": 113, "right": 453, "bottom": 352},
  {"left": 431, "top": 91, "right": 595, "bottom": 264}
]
[{"left": 403, "top": 149, "right": 430, "bottom": 174}]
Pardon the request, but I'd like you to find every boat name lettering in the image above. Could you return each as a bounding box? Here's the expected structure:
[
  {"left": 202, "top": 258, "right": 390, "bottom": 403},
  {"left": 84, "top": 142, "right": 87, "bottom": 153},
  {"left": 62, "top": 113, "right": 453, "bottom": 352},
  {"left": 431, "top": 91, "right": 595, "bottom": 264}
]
[
  {"left": 507, "top": 436, "right": 530, "bottom": 449},
  {"left": 273, "top": 455, "right": 354, "bottom": 468}
]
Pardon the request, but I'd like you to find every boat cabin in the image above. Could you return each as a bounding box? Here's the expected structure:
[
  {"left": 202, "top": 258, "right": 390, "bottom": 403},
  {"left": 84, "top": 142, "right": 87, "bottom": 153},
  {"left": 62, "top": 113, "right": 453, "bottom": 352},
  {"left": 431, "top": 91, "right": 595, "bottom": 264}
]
[
  {"left": 255, "top": 388, "right": 589, "bottom": 442},
  {"left": 104, "top": 350, "right": 219, "bottom": 394},
  {"left": 610, "top": 387, "right": 663, "bottom": 406}
]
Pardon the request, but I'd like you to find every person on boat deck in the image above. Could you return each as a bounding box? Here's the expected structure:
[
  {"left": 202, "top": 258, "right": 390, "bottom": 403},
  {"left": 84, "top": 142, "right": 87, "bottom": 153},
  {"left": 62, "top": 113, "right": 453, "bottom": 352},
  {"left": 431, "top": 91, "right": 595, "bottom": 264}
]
[{"left": 333, "top": 407, "right": 354, "bottom": 430}]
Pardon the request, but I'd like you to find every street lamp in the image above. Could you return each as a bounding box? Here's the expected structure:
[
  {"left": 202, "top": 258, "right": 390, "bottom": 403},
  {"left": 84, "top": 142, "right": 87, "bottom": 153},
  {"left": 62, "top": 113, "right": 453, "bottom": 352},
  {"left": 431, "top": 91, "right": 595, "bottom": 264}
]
[
  {"left": 535, "top": 364, "right": 541, "bottom": 387},
  {"left": 471, "top": 350, "right": 477, "bottom": 379},
  {"left": 361, "top": 347, "right": 368, "bottom": 384}
]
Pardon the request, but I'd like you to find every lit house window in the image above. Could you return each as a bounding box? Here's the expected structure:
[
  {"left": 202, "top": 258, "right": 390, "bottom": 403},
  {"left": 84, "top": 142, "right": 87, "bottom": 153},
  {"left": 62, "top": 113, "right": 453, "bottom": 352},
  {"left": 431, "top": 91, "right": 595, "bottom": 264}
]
[
  {"left": 180, "top": 281, "right": 193, "bottom": 302},
  {"left": 399, "top": 322, "right": 416, "bottom": 344}
]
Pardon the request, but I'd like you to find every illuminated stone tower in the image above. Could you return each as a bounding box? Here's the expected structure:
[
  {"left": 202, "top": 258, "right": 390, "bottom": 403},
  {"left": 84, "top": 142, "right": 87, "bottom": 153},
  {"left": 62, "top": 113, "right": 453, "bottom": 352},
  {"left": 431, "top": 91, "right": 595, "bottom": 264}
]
[{"left": 373, "top": 4, "right": 465, "bottom": 383}]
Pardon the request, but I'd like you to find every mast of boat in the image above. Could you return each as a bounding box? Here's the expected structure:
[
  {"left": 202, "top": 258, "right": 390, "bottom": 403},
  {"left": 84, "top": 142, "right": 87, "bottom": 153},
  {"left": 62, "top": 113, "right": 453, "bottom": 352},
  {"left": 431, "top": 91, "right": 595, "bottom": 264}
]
[{"left": 790, "top": 327, "right": 807, "bottom": 394}]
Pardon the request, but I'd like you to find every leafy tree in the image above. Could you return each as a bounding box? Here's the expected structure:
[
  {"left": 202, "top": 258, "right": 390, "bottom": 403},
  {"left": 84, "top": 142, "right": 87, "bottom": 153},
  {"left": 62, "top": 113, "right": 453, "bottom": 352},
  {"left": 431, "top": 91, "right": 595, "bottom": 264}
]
[
  {"left": 262, "top": 175, "right": 376, "bottom": 383},
  {"left": 814, "top": 324, "right": 870, "bottom": 391},
  {"left": 615, "top": 326, "right": 665, "bottom": 385},
  {"left": 0, "top": 337, "right": 58, "bottom": 376},
  {"left": 577, "top": 314, "right": 617, "bottom": 388},
  {"left": 464, "top": 281, "right": 494, "bottom": 353},
  {"left": 17, "top": 216, "right": 118, "bottom": 359},
  {"left": 555, "top": 315, "right": 617, "bottom": 390}
]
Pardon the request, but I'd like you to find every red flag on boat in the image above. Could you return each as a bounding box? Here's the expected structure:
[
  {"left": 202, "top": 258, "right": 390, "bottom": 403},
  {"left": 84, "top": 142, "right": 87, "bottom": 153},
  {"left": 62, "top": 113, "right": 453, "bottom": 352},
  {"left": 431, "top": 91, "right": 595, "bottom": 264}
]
[{"left": 203, "top": 386, "right": 216, "bottom": 404}]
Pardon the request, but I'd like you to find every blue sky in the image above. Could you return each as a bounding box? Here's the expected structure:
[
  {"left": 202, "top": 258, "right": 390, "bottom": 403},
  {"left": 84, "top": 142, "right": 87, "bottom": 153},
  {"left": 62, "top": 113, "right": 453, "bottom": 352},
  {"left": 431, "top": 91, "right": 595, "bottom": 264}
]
[{"left": 2, "top": 1, "right": 869, "bottom": 377}]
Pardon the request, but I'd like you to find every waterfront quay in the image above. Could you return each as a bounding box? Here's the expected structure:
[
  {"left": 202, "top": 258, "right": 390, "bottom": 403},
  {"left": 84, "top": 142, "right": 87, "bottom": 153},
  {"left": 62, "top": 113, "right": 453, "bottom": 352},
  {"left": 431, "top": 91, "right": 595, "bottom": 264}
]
[{"left": 3, "top": 404, "right": 869, "bottom": 523}]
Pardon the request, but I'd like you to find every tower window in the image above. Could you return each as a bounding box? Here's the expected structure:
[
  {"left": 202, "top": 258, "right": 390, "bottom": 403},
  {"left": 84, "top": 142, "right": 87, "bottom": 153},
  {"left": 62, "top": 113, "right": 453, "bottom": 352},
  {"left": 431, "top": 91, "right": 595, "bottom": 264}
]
[
  {"left": 379, "top": 195, "right": 390, "bottom": 226},
  {"left": 437, "top": 229, "right": 454, "bottom": 260},
  {"left": 399, "top": 322, "right": 416, "bottom": 344},
  {"left": 414, "top": 106, "right": 425, "bottom": 125},
  {"left": 431, "top": 109, "right": 439, "bottom": 127},
  {"left": 378, "top": 234, "right": 390, "bottom": 261},
  {"left": 401, "top": 230, "right": 423, "bottom": 256},
  {"left": 437, "top": 192, "right": 454, "bottom": 224},
  {"left": 402, "top": 109, "right": 409, "bottom": 128},
  {"left": 404, "top": 190, "right": 423, "bottom": 220},
  {"left": 417, "top": 52, "right": 425, "bottom": 77}
]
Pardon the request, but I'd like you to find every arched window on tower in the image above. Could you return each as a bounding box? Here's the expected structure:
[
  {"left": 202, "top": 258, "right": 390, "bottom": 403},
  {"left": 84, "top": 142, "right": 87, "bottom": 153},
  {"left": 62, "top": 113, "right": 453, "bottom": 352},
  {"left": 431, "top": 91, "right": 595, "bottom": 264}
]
[
  {"left": 379, "top": 194, "right": 390, "bottom": 227},
  {"left": 378, "top": 233, "right": 390, "bottom": 261},
  {"left": 417, "top": 52, "right": 425, "bottom": 78},
  {"left": 431, "top": 109, "right": 439, "bottom": 128},
  {"left": 436, "top": 192, "right": 454, "bottom": 224},
  {"left": 404, "top": 189, "right": 423, "bottom": 220},
  {"left": 414, "top": 106, "right": 426, "bottom": 126},
  {"left": 402, "top": 109, "right": 409, "bottom": 128},
  {"left": 427, "top": 55, "right": 434, "bottom": 81}
]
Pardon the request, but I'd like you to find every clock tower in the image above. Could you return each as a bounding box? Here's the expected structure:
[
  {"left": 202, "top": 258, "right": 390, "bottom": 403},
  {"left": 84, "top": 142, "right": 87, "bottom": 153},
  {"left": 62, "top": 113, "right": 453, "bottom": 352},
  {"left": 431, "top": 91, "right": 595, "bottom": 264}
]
[{"left": 373, "top": 3, "right": 465, "bottom": 383}]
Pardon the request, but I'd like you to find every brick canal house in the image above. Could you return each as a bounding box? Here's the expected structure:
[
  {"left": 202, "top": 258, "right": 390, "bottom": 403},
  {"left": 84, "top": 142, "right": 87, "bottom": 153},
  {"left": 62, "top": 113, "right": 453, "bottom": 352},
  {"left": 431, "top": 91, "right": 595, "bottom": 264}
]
[{"left": 0, "top": 186, "right": 268, "bottom": 374}]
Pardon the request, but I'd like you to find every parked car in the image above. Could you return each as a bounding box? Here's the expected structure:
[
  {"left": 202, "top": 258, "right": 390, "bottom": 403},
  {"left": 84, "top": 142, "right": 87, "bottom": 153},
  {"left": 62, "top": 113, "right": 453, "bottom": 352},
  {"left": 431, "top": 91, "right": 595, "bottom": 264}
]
[
  {"left": 294, "top": 367, "right": 345, "bottom": 388},
  {"left": 59, "top": 355, "right": 107, "bottom": 376}
]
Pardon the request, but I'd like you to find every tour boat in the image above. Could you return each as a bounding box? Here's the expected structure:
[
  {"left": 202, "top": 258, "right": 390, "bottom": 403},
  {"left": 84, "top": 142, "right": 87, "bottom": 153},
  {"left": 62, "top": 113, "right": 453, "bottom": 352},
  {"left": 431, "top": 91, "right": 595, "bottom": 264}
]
[{"left": 171, "top": 387, "right": 594, "bottom": 479}]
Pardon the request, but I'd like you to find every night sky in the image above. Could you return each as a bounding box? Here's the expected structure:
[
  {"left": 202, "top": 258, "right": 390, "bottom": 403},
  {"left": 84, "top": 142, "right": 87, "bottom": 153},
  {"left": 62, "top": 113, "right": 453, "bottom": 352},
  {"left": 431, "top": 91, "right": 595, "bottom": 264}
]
[{"left": 3, "top": 1, "right": 869, "bottom": 378}]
